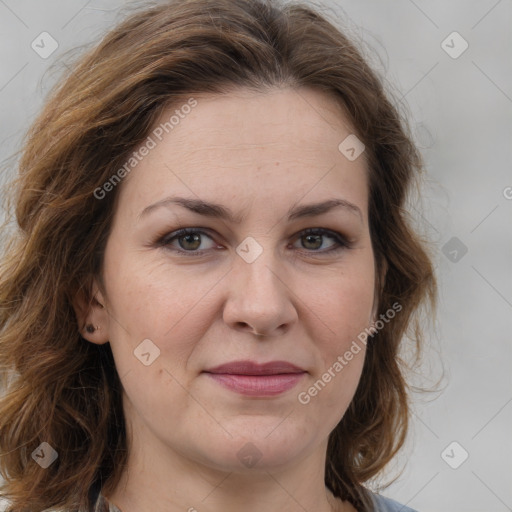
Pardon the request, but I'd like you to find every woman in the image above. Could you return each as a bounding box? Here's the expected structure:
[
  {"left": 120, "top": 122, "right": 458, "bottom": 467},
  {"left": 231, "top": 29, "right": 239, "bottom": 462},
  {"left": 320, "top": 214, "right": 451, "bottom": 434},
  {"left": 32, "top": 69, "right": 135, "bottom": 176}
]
[{"left": 0, "top": 1, "right": 436, "bottom": 511}]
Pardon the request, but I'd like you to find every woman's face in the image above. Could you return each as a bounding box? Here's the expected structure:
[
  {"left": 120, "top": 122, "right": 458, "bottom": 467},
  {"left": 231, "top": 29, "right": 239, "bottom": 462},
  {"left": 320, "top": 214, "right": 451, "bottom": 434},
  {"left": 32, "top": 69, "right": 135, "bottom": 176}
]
[{"left": 92, "top": 87, "right": 376, "bottom": 472}]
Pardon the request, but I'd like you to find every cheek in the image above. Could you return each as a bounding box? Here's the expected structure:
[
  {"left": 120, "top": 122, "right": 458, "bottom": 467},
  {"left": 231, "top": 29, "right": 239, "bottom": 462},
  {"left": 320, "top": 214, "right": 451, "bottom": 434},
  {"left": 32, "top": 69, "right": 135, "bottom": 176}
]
[
  {"left": 297, "top": 278, "right": 372, "bottom": 422},
  {"left": 313, "top": 265, "right": 375, "bottom": 342},
  {"left": 102, "top": 250, "right": 222, "bottom": 383},
  {"left": 304, "top": 263, "right": 374, "bottom": 408},
  {"left": 104, "top": 247, "right": 209, "bottom": 332}
]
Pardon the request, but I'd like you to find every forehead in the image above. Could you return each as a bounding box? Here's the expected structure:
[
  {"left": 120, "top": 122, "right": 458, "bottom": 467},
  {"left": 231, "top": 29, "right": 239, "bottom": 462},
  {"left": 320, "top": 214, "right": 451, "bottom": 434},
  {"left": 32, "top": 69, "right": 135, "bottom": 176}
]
[
  {"left": 158, "top": 87, "right": 360, "bottom": 158},
  {"left": 117, "top": 87, "right": 369, "bottom": 218}
]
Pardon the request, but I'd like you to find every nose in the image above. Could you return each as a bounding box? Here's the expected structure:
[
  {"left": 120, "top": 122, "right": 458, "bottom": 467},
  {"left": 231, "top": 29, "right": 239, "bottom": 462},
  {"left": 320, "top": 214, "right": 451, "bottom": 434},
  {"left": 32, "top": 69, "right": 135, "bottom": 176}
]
[{"left": 222, "top": 246, "right": 298, "bottom": 338}]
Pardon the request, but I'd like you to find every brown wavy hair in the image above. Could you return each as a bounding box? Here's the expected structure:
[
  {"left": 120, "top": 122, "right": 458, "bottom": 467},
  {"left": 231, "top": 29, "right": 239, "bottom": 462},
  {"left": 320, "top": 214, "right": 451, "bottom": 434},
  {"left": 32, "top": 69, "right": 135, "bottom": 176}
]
[{"left": 0, "top": 0, "right": 437, "bottom": 510}]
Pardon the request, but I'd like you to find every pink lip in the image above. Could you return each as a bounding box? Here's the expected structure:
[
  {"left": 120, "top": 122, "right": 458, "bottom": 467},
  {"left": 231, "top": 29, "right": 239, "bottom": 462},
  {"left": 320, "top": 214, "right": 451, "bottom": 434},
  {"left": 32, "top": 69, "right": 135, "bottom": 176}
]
[{"left": 203, "top": 360, "right": 307, "bottom": 396}]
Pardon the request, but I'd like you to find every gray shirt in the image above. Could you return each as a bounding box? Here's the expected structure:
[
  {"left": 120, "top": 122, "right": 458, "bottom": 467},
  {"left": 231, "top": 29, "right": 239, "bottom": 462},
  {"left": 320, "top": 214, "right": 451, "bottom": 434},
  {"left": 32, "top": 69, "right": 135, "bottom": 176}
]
[{"left": 371, "top": 492, "right": 418, "bottom": 512}]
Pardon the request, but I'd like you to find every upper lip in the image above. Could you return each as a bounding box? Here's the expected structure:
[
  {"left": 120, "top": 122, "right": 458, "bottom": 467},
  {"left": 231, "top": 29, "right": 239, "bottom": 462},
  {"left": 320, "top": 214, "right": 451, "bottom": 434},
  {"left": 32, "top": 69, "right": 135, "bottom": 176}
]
[{"left": 203, "top": 360, "right": 306, "bottom": 375}]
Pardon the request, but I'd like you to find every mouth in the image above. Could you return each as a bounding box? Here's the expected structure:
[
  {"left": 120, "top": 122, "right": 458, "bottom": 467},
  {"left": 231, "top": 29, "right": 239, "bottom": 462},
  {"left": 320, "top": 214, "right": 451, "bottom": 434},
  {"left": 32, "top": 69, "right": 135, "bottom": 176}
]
[{"left": 202, "top": 360, "right": 307, "bottom": 396}]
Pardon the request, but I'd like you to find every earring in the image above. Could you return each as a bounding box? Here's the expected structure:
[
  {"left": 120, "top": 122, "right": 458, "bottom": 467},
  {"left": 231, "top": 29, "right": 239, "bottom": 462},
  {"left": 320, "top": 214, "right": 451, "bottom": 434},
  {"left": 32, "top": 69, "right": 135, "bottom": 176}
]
[{"left": 85, "top": 324, "right": 99, "bottom": 333}]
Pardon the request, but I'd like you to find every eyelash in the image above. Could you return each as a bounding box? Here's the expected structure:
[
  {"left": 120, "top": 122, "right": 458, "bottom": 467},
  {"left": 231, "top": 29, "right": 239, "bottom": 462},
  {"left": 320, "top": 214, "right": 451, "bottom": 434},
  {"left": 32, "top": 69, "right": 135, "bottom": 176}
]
[{"left": 155, "top": 227, "right": 351, "bottom": 257}]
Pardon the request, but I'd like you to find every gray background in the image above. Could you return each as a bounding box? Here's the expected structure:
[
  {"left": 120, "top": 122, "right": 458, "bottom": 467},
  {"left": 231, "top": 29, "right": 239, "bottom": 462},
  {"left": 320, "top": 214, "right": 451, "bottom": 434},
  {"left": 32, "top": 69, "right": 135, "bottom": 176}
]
[{"left": 0, "top": 1, "right": 511, "bottom": 511}]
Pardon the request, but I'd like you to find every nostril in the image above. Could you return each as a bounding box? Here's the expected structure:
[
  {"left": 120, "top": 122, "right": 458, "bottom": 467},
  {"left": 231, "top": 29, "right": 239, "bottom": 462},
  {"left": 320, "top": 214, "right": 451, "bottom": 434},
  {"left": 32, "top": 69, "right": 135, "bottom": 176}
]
[{"left": 235, "top": 323, "right": 266, "bottom": 336}]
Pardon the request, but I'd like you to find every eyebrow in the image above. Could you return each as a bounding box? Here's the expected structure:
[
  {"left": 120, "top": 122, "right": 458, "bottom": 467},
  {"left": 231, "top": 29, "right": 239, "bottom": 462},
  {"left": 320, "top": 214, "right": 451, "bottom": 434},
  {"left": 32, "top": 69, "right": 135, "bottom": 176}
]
[{"left": 138, "top": 196, "right": 363, "bottom": 223}]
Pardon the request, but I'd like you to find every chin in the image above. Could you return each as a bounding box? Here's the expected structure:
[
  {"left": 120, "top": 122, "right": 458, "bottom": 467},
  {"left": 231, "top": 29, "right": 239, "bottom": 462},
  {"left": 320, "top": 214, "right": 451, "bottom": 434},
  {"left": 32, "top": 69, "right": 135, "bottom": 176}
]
[{"left": 193, "top": 419, "right": 316, "bottom": 472}]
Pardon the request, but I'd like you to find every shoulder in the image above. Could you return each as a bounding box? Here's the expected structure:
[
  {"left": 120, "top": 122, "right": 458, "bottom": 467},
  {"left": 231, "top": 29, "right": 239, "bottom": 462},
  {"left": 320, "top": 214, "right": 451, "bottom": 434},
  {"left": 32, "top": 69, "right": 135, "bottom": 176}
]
[{"left": 369, "top": 491, "right": 418, "bottom": 512}]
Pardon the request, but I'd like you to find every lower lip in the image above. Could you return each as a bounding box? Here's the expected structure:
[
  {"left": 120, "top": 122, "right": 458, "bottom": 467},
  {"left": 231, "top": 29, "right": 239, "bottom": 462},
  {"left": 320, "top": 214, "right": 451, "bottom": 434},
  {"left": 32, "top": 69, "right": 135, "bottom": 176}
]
[{"left": 205, "top": 372, "right": 306, "bottom": 396}]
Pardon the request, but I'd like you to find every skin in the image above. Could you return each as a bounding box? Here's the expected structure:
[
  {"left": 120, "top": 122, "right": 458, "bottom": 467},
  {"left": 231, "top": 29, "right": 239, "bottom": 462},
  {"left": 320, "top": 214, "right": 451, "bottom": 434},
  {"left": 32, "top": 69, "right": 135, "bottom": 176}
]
[{"left": 76, "top": 86, "right": 379, "bottom": 512}]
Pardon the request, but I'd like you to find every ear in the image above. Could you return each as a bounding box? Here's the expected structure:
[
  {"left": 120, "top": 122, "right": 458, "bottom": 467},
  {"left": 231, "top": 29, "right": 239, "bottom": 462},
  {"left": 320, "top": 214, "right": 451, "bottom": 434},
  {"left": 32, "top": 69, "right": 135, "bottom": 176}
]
[{"left": 72, "top": 277, "right": 110, "bottom": 345}]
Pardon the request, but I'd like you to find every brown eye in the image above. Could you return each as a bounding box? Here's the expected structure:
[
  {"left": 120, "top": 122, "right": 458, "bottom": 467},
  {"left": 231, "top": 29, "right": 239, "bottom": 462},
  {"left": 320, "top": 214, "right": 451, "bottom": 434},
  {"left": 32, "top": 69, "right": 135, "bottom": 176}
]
[
  {"left": 159, "top": 228, "right": 217, "bottom": 253},
  {"left": 178, "top": 232, "right": 202, "bottom": 250},
  {"left": 301, "top": 233, "right": 323, "bottom": 250},
  {"left": 293, "top": 228, "right": 349, "bottom": 254},
  {"left": 156, "top": 227, "right": 350, "bottom": 257}
]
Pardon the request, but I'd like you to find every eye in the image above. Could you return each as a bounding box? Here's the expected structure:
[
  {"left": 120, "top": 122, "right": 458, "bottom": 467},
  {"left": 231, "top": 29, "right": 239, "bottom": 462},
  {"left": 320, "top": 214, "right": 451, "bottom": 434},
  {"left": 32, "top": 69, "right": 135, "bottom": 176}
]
[
  {"left": 291, "top": 228, "right": 350, "bottom": 255},
  {"left": 155, "top": 227, "right": 350, "bottom": 256},
  {"left": 158, "top": 228, "right": 217, "bottom": 254}
]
